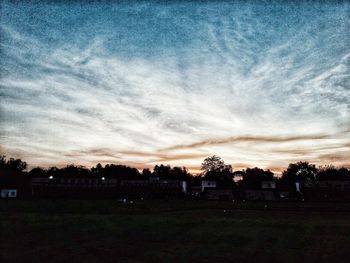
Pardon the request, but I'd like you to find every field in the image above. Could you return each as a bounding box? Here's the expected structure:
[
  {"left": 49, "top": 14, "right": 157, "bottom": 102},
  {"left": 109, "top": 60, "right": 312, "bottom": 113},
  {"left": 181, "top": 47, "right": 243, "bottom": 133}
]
[{"left": 1, "top": 200, "right": 350, "bottom": 263}]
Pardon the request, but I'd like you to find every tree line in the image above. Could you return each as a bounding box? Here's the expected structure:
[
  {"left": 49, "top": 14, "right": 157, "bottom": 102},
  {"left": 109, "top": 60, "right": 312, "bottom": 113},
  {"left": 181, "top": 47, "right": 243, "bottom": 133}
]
[{"left": 1, "top": 155, "right": 350, "bottom": 186}]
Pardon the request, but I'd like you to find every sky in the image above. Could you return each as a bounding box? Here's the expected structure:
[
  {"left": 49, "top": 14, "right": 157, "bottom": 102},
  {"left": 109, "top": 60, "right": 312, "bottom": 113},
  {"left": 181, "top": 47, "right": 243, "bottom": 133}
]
[{"left": 0, "top": 0, "right": 349, "bottom": 173}]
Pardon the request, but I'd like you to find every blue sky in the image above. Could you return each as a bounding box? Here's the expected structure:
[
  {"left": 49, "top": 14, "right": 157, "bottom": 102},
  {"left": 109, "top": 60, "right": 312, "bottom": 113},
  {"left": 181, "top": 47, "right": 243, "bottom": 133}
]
[{"left": 1, "top": 1, "right": 349, "bottom": 172}]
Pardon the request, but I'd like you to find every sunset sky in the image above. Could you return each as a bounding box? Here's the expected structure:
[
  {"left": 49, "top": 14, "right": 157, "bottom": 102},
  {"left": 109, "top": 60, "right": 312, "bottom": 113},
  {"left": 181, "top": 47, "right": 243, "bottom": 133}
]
[{"left": 1, "top": 1, "right": 349, "bottom": 173}]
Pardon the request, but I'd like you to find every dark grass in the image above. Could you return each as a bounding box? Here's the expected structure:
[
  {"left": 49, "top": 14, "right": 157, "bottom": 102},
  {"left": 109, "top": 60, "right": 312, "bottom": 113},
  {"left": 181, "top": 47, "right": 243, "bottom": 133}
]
[{"left": 1, "top": 200, "right": 350, "bottom": 263}]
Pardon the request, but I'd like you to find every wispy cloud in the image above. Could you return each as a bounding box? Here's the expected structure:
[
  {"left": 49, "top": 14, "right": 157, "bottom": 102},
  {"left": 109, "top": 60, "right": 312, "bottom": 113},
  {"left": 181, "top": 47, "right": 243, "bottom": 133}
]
[
  {"left": 0, "top": 2, "right": 349, "bottom": 170},
  {"left": 162, "top": 134, "right": 333, "bottom": 151}
]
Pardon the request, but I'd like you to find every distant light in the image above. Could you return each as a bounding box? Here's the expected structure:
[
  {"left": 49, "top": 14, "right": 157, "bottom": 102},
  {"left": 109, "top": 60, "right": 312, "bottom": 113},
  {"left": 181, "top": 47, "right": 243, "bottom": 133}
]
[
  {"left": 49, "top": 176, "right": 53, "bottom": 180},
  {"left": 101, "top": 177, "right": 105, "bottom": 181}
]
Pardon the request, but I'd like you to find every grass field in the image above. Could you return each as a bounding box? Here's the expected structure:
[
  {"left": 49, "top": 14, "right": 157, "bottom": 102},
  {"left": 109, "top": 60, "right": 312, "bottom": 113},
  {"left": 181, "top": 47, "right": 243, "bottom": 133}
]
[{"left": 1, "top": 200, "right": 350, "bottom": 263}]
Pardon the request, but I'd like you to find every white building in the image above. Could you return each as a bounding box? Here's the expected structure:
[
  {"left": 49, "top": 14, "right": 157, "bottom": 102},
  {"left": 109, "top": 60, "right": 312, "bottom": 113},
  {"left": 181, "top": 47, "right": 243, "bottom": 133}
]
[{"left": 1, "top": 189, "right": 18, "bottom": 198}]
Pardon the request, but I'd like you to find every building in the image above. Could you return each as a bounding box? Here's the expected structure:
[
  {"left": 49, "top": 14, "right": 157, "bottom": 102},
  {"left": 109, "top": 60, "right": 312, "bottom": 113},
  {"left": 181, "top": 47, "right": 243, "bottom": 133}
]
[
  {"left": 302, "top": 180, "right": 350, "bottom": 201},
  {"left": 313, "top": 180, "right": 350, "bottom": 191},
  {"left": 31, "top": 177, "right": 118, "bottom": 198},
  {"left": 201, "top": 180, "right": 217, "bottom": 192},
  {"left": 261, "top": 180, "right": 276, "bottom": 189},
  {"left": 30, "top": 175, "right": 188, "bottom": 199},
  {"left": 204, "top": 189, "right": 233, "bottom": 200},
  {"left": 242, "top": 180, "right": 278, "bottom": 201},
  {"left": 119, "top": 179, "right": 187, "bottom": 198},
  {"left": 32, "top": 177, "right": 118, "bottom": 188},
  {"left": 1, "top": 189, "right": 18, "bottom": 198},
  {"left": 244, "top": 190, "right": 276, "bottom": 201}
]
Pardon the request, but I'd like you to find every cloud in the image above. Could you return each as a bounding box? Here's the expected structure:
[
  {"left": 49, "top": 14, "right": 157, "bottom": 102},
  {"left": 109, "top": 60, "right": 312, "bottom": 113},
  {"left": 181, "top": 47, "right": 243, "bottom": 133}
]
[
  {"left": 0, "top": 2, "right": 349, "bottom": 170},
  {"left": 162, "top": 134, "right": 332, "bottom": 151}
]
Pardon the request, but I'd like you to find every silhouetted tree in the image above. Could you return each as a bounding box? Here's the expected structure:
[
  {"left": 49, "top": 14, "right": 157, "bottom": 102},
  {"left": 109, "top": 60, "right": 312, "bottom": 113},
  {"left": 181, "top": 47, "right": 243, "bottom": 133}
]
[
  {"left": 142, "top": 168, "right": 152, "bottom": 178},
  {"left": 103, "top": 164, "right": 141, "bottom": 179},
  {"left": 170, "top": 166, "right": 190, "bottom": 180},
  {"left": 153, "top": 164, "right": 171, "bottom": 179},
  {"left": 241, "top": 167, "right": 274, "bottom": 189},
  {"left": 150, "top": 165, "right": 190, "bottom": 180},
  {"left": 0, "top": 156, "right": 31, "bottom": 198},
  {"left": 47, "top": 167, "right": 61, "bottom": 178},
  {"left": 62, "top": 164, "right": 91, "bottom": 177},
  {"left": 187, "top": 174, "right": 202, "bottom": 186},
  {"left": 0, "top": 155, "right": 27, "bottom": 174},
  {"left": 201, "top": 155, "right": 228, "bottom": 172},
  {"left": 201, "top": 156, "right": 233, "bottom": 188},
  {"left": 338, "top": 167, "right": 350, "bottom": 180},
  {"left": 282, "top": 162, "right": 318, "bottom": 183},
  {"left": 29, "top": 167, "right": 47, "bottom": 177},
  {"left": 0, "top": 155, "right": 6, "bottom": 168},
  {"left": 91, "top": 163, "right": 103, "bottom": 175},
  {"left": 317, "top": 166, "right": 350, "bottom": 181}
]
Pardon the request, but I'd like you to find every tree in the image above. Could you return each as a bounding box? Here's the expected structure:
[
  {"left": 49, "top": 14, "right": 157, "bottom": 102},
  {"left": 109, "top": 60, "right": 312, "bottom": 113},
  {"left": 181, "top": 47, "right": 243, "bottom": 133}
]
[
  {"left": 241, "top": 167, "right": 274, "bottom": 189},
  {"left": 201, "top": 156, "right": 233, "bottom": 188},
  {"left": 62, "top": 164, "right": 91, "bottom": 177},
  {"left": 282, "top": 161, "right": 318, "bottom": 183},
  {"left": 338, "top": 167, "right": 350, "bottom": 180},
  {"left": 29, "top": 167, "right": 47, "bottom": 177},
  {"left": 201, "top": 155, "right": 231, "bottom": 173},
  {"left": 0, "top": 155, "right": 6, "bottom": 168},
  {"left": 142, "top": 168, "right": 152, "bottom": 178},
  {"left": 103, "top": 164, "right": 140, "bottom": 179},
  {"left": 47, "top": 167, "right": 61, "bottom": 178},
  {"left": 170, "top": 166, "right": 189, "bottom": 180},
  {"left": 91, "top": 163, "right": 103, "bottom": 175},
  {"left": 0, "top": 156, "right": 27, "bottom": 173},
  {"left": 150, "top": 165, "right": 190, "bottom": 180},
  {"left": 317, "top": 166, "right": 350, "bottom": 181},
  {"left": 153, "top": 164, "right": 171, "bottom": 179}
]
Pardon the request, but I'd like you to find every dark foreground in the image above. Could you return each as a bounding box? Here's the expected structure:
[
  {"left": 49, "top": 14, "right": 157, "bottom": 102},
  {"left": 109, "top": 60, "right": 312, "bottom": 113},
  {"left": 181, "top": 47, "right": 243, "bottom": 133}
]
[{"left": 1, "top": 200, "right": 350, "bottom": 263}]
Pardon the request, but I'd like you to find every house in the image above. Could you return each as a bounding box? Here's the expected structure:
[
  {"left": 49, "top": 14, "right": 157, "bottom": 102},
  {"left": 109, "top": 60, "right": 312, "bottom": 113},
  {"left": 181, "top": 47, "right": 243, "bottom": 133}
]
[
  {"left": 1, "top": 189, "right": 18, "bottom": 198},
  {"left": 120, "top": 180, "right": 149, "bottom": 187},
  {"left": 149, "top": 176, "right": 160, "bottom": 183},
  {"left": 118, "top": 178, "right": 188, "bottom": 198},
  {"left": 204, "top": 189, "right": 233, "bottom": 200},
  {"left": 301, "top": 180, "right": 350, "bottom": 201},
  {"left": 159, "top": 180, "right": 188, "bottom": 193},
  {"left": 201, "top": 180, "right": 216, "bottom": 192},
  {"left": 244, "top": 190, "right": 276, "bottom": 201},
  {"left": 261, "top": 180, "right": 276, "bottom": 189},
  {"left": 32, "top": 177, "right": 118, "bottom": 188},
  {"left": 120, "top": 179, "right": 187, "bottom": 192},
  {"left": 302, "top": 180, "right": 350, "bottom": 192},
  {"left": 31, "top": 177, "right": 119, "bottom": 198}
]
